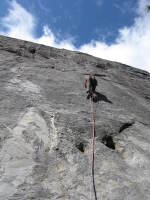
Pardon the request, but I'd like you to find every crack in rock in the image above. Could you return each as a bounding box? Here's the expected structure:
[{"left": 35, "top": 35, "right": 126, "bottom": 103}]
[{"left": 119, "top": 122, "right": 134, "bottom": 133}]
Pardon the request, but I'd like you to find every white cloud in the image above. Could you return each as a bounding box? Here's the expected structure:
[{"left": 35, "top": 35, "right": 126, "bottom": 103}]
[
  {"left": 0, "top": 0, "right": 150, "bottom": 72},
  {"left": 80, "top": 9, "right": 150, "bottom": 72},
  {"left": 0, "top": 0, "right": 75, "bottom": 51},
  {"left": 36, "top": 26, "right": 76, "bottom": 50},
  {"left": 0, "top": 0, "right": 36, "bottom": 41}
]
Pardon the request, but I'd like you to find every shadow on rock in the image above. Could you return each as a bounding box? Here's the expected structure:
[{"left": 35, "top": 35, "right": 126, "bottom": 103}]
[
  {"left": 93, "top": 91, "right": 112, "bottom": 104},
  {"left": 102, "top": 135, "right": 115, "bottom": 150}
]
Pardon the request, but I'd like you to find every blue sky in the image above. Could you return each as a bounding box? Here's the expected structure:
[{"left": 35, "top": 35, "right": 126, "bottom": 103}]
[
  {"left": 0, "top": 0, "right": 138, "bottom": 46},
  {"left": 0, "top": 0, "right": 150, "bottom": 72}
]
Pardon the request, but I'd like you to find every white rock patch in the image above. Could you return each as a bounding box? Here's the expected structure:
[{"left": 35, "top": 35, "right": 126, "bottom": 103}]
[{"left": 7, "top": 78, "right": 41, "bottom": 94}]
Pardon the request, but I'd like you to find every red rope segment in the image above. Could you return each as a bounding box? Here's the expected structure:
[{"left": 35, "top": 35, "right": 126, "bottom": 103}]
[
  {"left": 91, "top": 93, "right": 95, "bottom": 169},
  {"left": 91, "top": 93, "right": 97, "bottom": 200}
]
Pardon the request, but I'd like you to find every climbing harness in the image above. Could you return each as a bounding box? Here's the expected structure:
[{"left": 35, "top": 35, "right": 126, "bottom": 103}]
[{"left": 91, "top": 93, "right": 97, "bottom": 200}]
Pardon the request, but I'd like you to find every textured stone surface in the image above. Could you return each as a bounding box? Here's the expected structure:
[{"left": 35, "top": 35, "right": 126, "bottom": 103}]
[{"left": 0, "top": 35, "right": 150, "bottom": 200}]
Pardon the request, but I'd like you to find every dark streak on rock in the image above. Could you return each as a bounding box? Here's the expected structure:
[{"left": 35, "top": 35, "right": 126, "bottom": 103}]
[
  {"left": 76, "top": 142, "right": 86, "bottom": 153},
  {"left": 119, "top": 122, "right": 134, "bottom": 133},
  {"left": 145, "top": 96, "right": 150, "bottom": 101}
]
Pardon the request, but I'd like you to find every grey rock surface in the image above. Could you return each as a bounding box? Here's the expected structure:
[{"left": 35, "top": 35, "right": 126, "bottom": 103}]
[{"left": 0, "top": 35, "right": 150, "bottom": 200}]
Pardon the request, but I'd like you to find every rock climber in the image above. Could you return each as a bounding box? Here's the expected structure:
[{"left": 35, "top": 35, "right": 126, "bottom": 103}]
[
  {"left": 92, "top": 76, "right": 98, "bottom": 93},
  {"left": 84, "top": 75, "right": 98, "bottom": 99}
]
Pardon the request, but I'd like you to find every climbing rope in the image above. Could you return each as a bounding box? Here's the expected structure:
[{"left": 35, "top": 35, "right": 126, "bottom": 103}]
[
  {"left": 91, "top": 93, "right": 95, "bottom": 174},
  {"left": 91, "top": 93, "right": 97, "bottom": 200}
]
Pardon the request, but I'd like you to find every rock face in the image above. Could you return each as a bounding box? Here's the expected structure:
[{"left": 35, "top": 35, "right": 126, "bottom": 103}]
[{"left": 0, "top": 35, "right": 150, "bottom": 200}]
